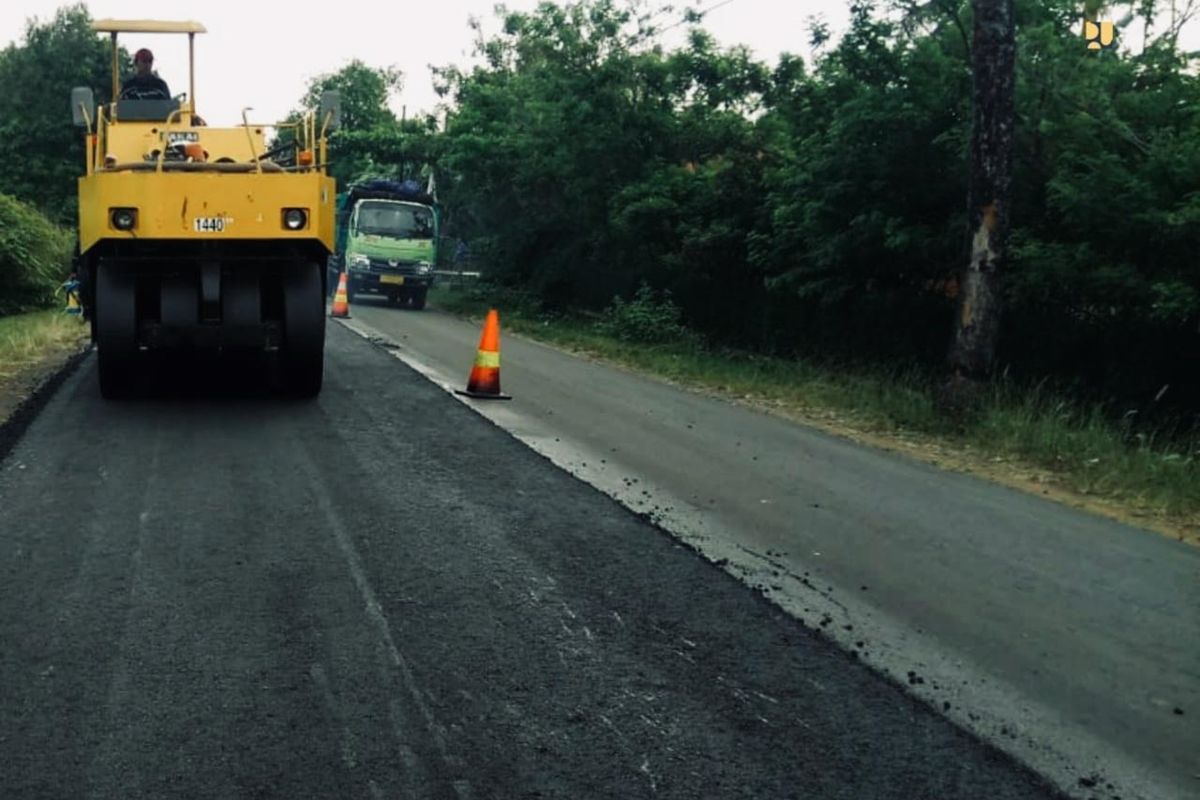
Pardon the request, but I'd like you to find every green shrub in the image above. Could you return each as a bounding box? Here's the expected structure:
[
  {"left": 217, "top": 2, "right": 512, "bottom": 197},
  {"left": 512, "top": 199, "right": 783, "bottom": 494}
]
[
  {"left": 597, "top": 283, "right": 700, "bottom": 346},
  {"left": 0, "top": 193, "right": 73, "bottom": 316}
]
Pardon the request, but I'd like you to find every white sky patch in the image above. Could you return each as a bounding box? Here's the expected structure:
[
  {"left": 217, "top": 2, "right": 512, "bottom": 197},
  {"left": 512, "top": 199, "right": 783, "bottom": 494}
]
[
  {"left": 0, "top": 1, "right": 1195, "bottom": 127},
  {"left": 0, "top": 0, "right": 850, "bottom": 126}
]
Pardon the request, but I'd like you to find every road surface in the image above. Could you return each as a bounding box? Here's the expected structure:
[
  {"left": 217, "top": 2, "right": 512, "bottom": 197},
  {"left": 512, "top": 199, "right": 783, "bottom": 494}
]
[
  {"left": 340, "top": 298, "right": 1200, "bottom": 800},
  {"left": 0, "top": 324, "right": 1068, "bottom": 799}
]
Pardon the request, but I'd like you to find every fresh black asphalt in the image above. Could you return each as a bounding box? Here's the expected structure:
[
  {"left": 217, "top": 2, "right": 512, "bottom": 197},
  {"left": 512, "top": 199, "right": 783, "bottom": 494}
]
[{"left": 0, "top": 325, "right": 1063, "bottom": 799}]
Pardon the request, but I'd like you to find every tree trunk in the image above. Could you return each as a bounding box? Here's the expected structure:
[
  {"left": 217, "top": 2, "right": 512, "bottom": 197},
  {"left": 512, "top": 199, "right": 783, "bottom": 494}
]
[{"left": 941, "top": 0, "right": 1016, "bottom": 417}]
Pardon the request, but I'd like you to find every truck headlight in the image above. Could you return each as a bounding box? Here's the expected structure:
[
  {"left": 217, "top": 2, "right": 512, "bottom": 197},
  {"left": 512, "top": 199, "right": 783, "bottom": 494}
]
[
  {"left": 416, "top": 262, "right": 432, "bottom": 275},
  {"left": 348, "top": 254, "right": 370, "bottom": 269}
]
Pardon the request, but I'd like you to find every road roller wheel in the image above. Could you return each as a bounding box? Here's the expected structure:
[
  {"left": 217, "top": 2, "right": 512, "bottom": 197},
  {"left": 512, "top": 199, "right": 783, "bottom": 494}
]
[
  {"left": 281, "top": 260, "right": 325, "bottom": 397},
  {"left": 95, "top": 263, "right": 137, "bottom": 399}
]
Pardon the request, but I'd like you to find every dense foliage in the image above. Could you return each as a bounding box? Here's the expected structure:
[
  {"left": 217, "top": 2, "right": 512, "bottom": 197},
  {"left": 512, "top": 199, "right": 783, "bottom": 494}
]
[
  {"left": 428, "top": 0, "right": 1200, "bottom": 417},
  {"left": 0, "top": 4, "right": 115, "bottom": 225},
  {"left": 0, "top": 193, "right": 74, "bottom": 315}
]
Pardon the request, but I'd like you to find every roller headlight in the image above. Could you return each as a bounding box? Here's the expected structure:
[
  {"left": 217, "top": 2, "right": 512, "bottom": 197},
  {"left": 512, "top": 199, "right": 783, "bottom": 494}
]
[
  {"left": 110, "top": 207, "right": 137, "bottom": 231},
  {"left": 282, "top": 208, "right": 308, "bottom": 230}
]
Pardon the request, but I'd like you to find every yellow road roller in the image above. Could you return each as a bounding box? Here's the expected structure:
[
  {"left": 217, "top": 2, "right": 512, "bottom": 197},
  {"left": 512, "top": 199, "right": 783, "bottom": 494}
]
[{"left": 71, "top": 19, "right": 340, "bottom": 397}]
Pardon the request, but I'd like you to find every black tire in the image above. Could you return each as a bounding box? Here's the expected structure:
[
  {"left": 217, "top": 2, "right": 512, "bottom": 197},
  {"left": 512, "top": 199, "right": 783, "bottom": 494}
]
[
  {"left": 95, "top": 263, "right": 137, "bottom": 399},
  {"left": 282, "top": 260, "right": 325, "bottom": 397},
  {"left": 410, "top": 288, "right": 427, "bottom": 311}
]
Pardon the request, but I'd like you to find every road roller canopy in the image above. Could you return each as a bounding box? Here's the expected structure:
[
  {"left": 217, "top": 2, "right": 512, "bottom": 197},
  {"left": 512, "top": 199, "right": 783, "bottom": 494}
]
[
  {"left": 91, "top": 19, "right": 206, "bottom": 116},
  {"left": 91, "top": 20, "right": 207, "bottom": 34}
]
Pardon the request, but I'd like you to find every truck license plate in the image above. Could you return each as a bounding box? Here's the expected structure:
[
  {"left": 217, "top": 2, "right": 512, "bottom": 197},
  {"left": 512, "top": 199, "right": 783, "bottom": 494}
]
[
  {"left": 194, "top": 217, "right": 226, "bottom": 233},
  {"left": 381, "top": 274, "right": 405, "bottom": 285}
]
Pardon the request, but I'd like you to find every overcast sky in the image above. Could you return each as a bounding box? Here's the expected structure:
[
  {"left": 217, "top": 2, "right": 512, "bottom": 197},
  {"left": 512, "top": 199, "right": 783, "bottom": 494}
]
[{"left": 1, "top": 0, "right": 1196, "bottom": 127}]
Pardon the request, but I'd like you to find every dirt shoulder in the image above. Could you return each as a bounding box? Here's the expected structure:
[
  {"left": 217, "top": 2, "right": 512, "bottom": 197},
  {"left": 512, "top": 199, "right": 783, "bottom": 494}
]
[
  {"left": 0, "top": 345, "right": 84, "bottom": 423},
  {"left": 0, "top": 311, "right": 90, "bottom": 446}
]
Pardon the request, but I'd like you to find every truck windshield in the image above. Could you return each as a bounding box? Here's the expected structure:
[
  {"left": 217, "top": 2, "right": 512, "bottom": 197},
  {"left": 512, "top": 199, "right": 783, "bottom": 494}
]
[{"left": 354, "top": 202, "right": 434, "bottom": 239}]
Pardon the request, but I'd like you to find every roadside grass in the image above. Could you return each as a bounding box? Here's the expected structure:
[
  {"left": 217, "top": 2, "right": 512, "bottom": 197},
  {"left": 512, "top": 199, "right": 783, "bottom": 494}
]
[
  {"left": 432, "top": 283, "right": 1200, "bottom": 532},
  {"left": 0, "top": 309, "right": 89, "bottom": 386}
]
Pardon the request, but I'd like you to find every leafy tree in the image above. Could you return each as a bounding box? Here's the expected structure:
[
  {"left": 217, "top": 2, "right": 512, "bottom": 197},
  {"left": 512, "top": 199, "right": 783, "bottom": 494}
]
[
  {"left": 282, "top": 60, "right": 405, "bottom": 187},
  {"left": 1000, "top": 0, "right": 1200, "bottom": 407},
  {"left": 750, "top": 0, "right": 971, "bottom": 361},
  {"left": 0, "top": 4, "right": 115, "bottom": 224},
  {"left": 435, "top": 0, "right": 661, "bottom": 305},
  {"left": 300, "top": 60, "right": 403, "bottom": 132},
  {"left": 434, "top": 1, "right": 773, "bottom": 315}
]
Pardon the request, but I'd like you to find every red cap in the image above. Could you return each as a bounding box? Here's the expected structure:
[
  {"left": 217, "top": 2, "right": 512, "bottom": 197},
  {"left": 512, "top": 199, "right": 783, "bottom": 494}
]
[{"left": 134, "top": 48, "right": 153, "bottom": 64}]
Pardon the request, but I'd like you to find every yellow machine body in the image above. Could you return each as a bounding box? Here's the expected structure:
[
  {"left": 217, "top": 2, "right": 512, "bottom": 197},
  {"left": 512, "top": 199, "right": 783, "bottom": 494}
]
[{"left": 73, "top": 19, "right": 340, "bottom": 397}]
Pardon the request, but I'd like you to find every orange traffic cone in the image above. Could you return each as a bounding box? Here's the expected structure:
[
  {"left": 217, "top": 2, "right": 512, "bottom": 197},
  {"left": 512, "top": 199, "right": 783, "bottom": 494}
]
[
  {"left": 330, "top": 271, "right": 351, "bottom": 318},
  {"left": 455, "top": 309, "right": 511, "bottom": 400}
]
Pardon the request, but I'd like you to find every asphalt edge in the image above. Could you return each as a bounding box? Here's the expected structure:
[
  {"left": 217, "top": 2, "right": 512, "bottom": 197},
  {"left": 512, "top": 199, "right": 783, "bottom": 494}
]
[{"left": 0, "top": 344, "right": 92, "bottom": 467}]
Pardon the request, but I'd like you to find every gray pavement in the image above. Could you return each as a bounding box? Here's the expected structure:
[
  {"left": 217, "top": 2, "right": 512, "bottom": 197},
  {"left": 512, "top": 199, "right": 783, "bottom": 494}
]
[{"left": 342, "top": 299, "right": 1200, "bottom": 800}]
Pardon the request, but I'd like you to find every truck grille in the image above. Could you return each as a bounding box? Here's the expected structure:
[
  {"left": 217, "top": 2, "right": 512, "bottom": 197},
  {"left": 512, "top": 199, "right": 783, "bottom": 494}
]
[{"left": 368, "top": 258, "right": 420, "bottom": 275}]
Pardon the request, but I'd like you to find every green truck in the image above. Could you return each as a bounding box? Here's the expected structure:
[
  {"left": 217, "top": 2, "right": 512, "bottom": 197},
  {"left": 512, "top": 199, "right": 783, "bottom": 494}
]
[{"left": 334, "top": 178, "right": 440, "bottom": 309}]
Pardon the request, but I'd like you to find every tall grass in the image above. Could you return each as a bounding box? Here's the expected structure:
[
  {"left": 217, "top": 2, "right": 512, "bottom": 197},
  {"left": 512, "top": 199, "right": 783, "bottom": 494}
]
[
  {"left": 973, "top": 383, "right": 1199, "bottom": 516},
  {"left": 0, "top": 310, "right": 89, "bottom": 385}
]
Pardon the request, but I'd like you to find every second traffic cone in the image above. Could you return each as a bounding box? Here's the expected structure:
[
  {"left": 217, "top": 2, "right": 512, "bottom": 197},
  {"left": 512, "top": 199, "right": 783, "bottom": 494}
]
[
  {"left": 330, "top": 271, "right": 351, "bottom": 318},
  {"left": 455, "top": 308, "right": 511, "bottom": 400}
]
